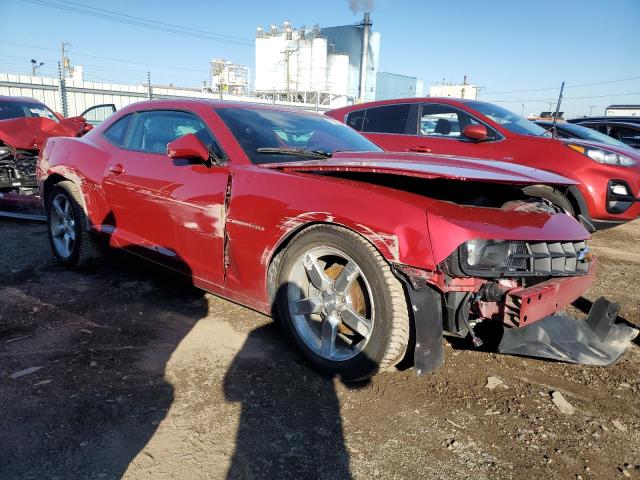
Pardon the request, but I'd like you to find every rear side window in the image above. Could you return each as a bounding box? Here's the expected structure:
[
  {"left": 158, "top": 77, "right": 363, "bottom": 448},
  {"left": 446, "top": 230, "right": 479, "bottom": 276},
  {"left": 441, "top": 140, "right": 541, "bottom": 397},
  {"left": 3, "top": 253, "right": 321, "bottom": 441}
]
[
  {"left": 362, "top": 104, "right": 411, "bottom": 134},
  {"left": 103, "top": 114, "right": 132, "bottom": 146},
  {"left": 346, "top": 109, "right": 365, "bottom": 131}
]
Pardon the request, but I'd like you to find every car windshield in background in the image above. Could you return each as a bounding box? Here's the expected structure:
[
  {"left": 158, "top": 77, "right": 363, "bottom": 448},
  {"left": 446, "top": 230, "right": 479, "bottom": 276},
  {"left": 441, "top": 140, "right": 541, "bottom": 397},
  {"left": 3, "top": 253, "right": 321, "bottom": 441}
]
[
  {"left": 560, "top": 123, "right": 629, "bottom": 148},
  {"left": 465, "top": 100, "right": 547, "bottom": 136},
  {"left": 0, "top": 101, "right": 58, "bottom": 122},
  {"left": 215, "top": 107, "right": 381, "bottom": 164}
]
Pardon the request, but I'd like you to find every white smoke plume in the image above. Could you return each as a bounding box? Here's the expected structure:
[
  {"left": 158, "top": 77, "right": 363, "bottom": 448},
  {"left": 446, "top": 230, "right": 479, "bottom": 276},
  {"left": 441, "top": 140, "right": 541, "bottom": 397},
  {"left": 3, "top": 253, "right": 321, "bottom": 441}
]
[{"left": 348, "top": 0, "right": 375, "bottom": 14}]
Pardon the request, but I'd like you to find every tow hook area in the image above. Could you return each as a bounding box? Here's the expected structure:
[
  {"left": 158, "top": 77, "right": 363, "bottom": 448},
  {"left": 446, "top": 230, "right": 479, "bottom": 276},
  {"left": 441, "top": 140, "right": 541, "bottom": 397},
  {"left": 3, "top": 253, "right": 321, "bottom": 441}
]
[{"left": 498, "top": 297, "right": 638, "bottom": 365}]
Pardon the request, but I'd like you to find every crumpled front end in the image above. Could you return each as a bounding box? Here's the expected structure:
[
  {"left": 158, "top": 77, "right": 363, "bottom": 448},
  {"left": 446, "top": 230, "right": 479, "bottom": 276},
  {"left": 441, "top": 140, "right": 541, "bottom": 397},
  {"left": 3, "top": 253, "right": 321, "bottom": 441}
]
[{"left": 396, "top": 203, "right": 637, "bottom": 374}]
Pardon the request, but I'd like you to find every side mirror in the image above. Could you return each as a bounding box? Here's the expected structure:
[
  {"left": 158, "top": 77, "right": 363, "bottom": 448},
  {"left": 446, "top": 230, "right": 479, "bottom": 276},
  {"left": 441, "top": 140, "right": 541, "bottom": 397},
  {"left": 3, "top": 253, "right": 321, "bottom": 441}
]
[
  {"left": 167, "top": 133, "right": 210, "bottom": 163},
  {"left": 462, "top": 124, "right": 489, "bottom": 142}
]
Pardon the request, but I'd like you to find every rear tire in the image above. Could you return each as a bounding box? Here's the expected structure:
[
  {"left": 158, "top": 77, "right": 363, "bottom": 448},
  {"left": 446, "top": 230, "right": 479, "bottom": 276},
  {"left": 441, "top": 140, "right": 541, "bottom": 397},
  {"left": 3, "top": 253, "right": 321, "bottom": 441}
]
[
  {"left": 274, "top": 225, "right": 410, "bottom": 381},
  {"left": 522, "top": 185, "right": 575, "bottom": 215},
  {"left": 46, "top": 180, "right": 104, "bottom": 268}
]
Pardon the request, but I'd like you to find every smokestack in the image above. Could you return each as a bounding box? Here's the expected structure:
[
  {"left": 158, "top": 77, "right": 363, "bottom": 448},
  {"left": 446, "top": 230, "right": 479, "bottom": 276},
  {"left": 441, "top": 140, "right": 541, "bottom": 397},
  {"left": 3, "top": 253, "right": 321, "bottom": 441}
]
[{"left": 358, "top": 12, "right": 371, "bottom": 102}]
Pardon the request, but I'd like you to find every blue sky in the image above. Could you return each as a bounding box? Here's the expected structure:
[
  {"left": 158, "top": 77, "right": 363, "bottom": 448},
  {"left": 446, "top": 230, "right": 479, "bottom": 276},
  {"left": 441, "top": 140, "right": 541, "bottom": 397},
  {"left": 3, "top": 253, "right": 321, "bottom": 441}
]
[{"left": 1, "top": 0, "right": 639, "bottom": 117}]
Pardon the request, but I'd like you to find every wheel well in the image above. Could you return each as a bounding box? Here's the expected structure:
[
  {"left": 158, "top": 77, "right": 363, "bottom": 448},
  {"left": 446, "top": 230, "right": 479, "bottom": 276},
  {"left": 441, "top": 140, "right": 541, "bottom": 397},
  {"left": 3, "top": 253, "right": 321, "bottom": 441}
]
[
  {"left": 266, "top": 221, "right": 387, "bottom": 303},
  {"left": 42, "top": 174, "right": 68, "bottom": 210}
]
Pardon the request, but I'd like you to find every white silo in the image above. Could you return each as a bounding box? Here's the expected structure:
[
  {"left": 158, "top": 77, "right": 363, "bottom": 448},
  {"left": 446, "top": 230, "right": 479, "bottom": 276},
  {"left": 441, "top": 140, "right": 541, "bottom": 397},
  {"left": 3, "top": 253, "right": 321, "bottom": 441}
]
[
  {"left": 327, "top": 53, "right": 349, "bottom": 96},
  {"left": 310, "top": 36, "right": 328, "bottom": 92},
  {"left": 296, "top": 37, "right": 313, "bottom": 92}
]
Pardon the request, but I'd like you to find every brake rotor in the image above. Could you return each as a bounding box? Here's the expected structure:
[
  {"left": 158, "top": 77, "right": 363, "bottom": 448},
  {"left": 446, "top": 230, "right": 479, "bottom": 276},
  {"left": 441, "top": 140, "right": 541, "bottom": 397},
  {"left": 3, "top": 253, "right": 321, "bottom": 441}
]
[{"left": 324, "top": 263, "right": 366, "bottom": 335}]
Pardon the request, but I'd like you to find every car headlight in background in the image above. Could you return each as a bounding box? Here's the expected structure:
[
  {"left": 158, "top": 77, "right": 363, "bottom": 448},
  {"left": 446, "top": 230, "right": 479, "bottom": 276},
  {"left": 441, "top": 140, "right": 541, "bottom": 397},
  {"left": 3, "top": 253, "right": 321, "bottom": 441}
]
[{"left": 567, "top": 143, "right": 637, "bottom": 167}]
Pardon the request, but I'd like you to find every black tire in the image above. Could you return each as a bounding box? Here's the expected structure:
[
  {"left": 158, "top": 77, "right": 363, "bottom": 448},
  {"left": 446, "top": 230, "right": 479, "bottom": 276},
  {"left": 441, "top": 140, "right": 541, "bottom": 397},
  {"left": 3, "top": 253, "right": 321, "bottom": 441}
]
[
  {"left": 46, "top": 180, "right": 104, "bottom": 268},
  {"left": 274, "top": 225, "right": 410, "bottom": 381},
  {"left": 522, "top": 185, "right": 575, "bottom": 215}
]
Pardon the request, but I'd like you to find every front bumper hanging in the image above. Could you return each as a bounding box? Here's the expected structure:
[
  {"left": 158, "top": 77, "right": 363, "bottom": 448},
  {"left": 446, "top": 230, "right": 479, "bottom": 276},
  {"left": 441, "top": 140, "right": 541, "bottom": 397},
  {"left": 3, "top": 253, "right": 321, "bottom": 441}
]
[{"left": 499, "top": 297, "right": 638, "bottom": 365}]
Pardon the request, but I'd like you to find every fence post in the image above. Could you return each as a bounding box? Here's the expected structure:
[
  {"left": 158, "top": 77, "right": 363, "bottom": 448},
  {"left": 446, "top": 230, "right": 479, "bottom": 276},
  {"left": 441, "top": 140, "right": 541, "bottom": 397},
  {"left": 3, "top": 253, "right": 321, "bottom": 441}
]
[{"left": 58, "top": 61, "right": 68, "bottom": 117}]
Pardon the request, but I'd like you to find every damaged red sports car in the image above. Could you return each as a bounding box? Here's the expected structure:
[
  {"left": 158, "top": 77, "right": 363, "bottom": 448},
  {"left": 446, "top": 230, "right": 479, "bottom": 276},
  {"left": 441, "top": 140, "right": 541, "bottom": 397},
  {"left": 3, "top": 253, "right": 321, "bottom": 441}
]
[{"left": 37, "top": 99, "right": 637, "bottom": 380}]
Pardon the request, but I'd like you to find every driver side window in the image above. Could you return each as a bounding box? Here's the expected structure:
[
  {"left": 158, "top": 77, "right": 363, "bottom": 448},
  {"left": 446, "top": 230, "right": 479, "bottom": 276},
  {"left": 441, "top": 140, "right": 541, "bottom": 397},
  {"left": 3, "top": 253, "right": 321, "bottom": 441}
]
[
  {"left": 125, "top": 110, "right": 217, "bottom": 155},
  {"left": 420, "top": 104, "right": 477, "bottom": 138}
]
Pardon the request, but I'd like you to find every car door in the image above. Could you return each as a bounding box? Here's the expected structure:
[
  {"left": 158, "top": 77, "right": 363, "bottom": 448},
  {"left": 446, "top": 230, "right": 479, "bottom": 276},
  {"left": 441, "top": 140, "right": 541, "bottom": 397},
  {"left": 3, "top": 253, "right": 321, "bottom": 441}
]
[
  {"left": 80, "top": 104, "right": 117, "bottom": 126},
  {"left": 403, "top": 103, "right": 498, "bottom": 158},
  {"left": 102, "top": 109, "right": 228, "bottom": 284}
]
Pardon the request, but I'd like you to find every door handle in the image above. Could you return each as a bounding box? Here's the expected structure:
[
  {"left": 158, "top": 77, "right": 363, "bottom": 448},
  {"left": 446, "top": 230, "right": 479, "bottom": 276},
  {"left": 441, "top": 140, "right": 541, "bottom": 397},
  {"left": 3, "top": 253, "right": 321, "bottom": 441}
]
[
  {"left": 109, "top": 164, "right": 125, "bottom": 174},
  {"left": 409, "top": 146, "right": 431, "bottom": 153}
]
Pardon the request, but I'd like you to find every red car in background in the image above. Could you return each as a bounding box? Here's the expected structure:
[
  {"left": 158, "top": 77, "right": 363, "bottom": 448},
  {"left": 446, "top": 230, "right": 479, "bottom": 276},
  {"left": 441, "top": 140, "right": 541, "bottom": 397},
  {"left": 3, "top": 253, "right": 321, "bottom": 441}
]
[
  {"left": 37, "top": 99, "right": 636, "bottom": 380},
  {"left": 0, "top": 96, "right": 115, "bottom": 193},
  {"left": 327, "top": 98, "right": 640, "bottom": 230}
]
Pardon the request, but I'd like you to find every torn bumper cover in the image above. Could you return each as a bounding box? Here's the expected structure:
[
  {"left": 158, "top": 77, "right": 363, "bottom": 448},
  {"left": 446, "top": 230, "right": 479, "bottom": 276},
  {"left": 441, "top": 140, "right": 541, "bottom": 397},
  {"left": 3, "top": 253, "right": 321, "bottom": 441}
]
[{"left": 499, "top": 297, "right": 638, "bottom": 365}]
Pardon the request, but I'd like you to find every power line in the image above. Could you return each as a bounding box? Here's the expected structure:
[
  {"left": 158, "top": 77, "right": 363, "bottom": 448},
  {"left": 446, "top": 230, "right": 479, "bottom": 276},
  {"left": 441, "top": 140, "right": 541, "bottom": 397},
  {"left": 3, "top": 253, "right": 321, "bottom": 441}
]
[
  {"left": 492, "top": 92, "right": 640, "bottom": 103},
  {"left": 481, "top": 75, "right": 640, "bottom": 95},
  {"left": 20, "top": 0, "right": 254, "bottom": 46}
]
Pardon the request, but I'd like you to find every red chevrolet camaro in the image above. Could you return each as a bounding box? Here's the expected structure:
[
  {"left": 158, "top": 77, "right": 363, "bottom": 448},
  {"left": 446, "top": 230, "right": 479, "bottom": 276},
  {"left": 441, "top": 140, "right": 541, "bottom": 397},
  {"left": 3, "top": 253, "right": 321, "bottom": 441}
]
[
  {"left": 37, "top": 99, "right": 636, "bottom": 380},
  {"left": 327, "top": 98, "right": 640, "bottom": 230}
]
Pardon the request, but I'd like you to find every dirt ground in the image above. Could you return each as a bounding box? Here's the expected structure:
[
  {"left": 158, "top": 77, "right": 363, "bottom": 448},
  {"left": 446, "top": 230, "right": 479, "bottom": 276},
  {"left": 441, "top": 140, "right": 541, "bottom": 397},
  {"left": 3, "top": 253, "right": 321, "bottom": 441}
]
[{"left": 0, "top": 218, "right": 638, "bottom": 480}]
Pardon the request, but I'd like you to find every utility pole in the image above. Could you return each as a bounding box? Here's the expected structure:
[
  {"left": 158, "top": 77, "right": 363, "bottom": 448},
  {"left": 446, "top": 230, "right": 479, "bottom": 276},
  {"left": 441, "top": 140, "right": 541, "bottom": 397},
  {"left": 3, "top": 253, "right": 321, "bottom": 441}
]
[
  {"left": 588, "top": 105, "right": 597, "bottom": 116},
  {"left": 60, "top": 42, "right": 72, "bottom": 78},
  {"left": 57, "top": 61, "right": 68, "bottom": 117},
  {"left": 521, "top": 104, "right": 525, "bottom": 117},
  {"left": 147, "top": 71, "right": 152, "bottom": 100},
  {"left": 282, "top": 47, "right": 298, "bottom": 102}
]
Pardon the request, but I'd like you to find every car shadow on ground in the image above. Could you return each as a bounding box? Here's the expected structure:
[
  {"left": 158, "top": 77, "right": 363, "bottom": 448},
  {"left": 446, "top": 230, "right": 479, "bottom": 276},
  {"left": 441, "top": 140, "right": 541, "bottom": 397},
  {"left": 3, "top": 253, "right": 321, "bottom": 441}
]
[{"left": 0, "top": 221, "right": 361, "bottom": 479}]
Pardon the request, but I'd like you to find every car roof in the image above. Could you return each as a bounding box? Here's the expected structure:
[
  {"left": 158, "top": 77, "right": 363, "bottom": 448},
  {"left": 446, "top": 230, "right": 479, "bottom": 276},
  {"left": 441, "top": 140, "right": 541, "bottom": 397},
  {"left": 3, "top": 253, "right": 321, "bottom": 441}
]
[
  {"left": 0, "top": 95, "right": 44, "bottom": 104},
  {"left": 116, "top": 98, "right": 322, "bottom": 117},
  {"left": 326, "top": 97, "right": 499, "bottom": 116}
]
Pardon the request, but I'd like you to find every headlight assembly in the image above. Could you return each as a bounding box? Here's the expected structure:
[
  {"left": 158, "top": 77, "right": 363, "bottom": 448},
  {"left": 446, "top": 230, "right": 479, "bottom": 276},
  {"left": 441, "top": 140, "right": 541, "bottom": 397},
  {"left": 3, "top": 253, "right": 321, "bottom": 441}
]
[
  {"left": 567, "top": 143, "right": 636, "bottom": 167},
  {"left": 464, "top": 239, "right": 528, "bottom": 272}
]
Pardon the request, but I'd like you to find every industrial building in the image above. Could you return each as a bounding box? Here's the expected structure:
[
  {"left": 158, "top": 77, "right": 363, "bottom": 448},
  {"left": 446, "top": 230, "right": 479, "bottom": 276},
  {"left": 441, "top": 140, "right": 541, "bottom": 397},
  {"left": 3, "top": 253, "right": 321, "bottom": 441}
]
[
  {"left": 210, "top": 59, "right": 250, "bottom": 96},
  {"left": 429, "top": 78, "right": 478, "bottom": 100},
  {"left": 254, "top": 13, "right": 379, "bottom": 106},
  {"left": 375, "top": 72, "right": 424, "bottom": 100}
]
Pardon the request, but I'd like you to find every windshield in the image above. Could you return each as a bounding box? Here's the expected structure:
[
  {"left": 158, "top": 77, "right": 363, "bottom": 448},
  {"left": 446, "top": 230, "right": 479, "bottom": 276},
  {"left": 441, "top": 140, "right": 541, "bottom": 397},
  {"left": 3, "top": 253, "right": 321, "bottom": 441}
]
[
  {"left": 215, "top": 107, "right": 381, "bottom": 164},
  {"left": 559, "top": 123, "right": 629, "bottom": 148},
  {"left": 0, "top": 100, "right": 58, "bottom": 122},
  {"left": 465, "top": 100, "right": 547, "bottom": 136}
]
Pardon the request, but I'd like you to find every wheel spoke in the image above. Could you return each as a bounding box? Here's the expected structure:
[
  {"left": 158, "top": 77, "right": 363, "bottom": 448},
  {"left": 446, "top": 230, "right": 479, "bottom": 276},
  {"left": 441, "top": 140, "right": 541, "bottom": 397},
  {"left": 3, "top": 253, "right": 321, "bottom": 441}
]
[
  {"left": 67, "top": 227, "right": 76, "bottom": 241},
  {"left": 63, "top": 198, "right": 70, "bottom": 219},
  {"left": 53, "top": 198, "right": 64, "bottom": 217},
  {"left": 340, "top": 306, "right": 371, "bottom": 338},
  {"left": 303, "top": 253, "right": 331, "bottom": 291},
  {"left": 289, "top": 297, "right": 323, "bottom": 315},
  {"left": 320, "top": 314, "right": 340, "bottom": 358},
  {"left": 63, "top": 232, "right": 71, "bottom": 255},
  {"left": 334, "top": 260, "right": 359, "bottom": 295},
  {"left": 52, "top": 224, "right": 65, "bottom": 237}
]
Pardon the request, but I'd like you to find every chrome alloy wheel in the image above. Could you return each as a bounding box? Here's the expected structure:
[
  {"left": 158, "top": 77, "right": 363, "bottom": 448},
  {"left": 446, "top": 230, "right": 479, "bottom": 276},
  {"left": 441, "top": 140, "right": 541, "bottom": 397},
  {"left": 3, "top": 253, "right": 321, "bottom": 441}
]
[
  {"left": 286, "top": 246, "right": 375, "bottom": 361},
  {"left": 49, "top": 193, "right": 76, "bottom": 259}
]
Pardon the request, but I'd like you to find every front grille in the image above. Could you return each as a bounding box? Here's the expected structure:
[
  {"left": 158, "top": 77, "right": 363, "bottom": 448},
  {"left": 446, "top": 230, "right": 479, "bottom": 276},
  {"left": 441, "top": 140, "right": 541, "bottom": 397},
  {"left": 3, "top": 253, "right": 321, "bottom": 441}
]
[{"left": 514, "top": 241, "right": 590, "bottom": 276}]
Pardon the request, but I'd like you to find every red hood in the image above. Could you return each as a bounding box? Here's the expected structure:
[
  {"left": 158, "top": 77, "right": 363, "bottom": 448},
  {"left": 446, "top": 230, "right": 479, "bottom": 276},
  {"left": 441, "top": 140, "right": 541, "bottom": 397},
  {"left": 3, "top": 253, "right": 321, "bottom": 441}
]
[
  {"left": 0, "top": 117, "right": 87, "bottom": 151},
  {"left": 263, "top": 151, "right": 577, "bottom": 185}
]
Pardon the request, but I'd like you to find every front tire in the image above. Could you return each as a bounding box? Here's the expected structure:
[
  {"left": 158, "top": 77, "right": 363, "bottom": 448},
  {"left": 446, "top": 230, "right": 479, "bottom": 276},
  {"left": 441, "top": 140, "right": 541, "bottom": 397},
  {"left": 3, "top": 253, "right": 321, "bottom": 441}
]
[
  {"left": 522, "top": 185, "right": 575, "bottom": 215},
  {"left": 46, "top": 180, "right": 104, "bottom": 268},
  {"left": 275, "top": 225, "right": 410, "bottom": 381}
]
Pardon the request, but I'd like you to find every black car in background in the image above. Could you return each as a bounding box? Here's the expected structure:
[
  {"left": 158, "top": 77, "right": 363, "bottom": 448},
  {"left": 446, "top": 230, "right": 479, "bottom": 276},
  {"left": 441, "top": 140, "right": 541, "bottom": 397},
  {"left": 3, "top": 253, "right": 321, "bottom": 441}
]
[
  {"left": 566, "top": 117, "right": 640, "bottom": 149},
  {"left": 534, "top": 120, "right": 638, "bottom": 149}
]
